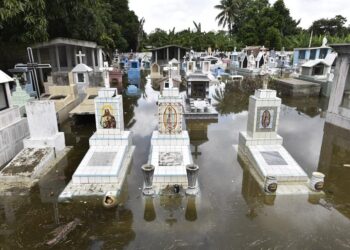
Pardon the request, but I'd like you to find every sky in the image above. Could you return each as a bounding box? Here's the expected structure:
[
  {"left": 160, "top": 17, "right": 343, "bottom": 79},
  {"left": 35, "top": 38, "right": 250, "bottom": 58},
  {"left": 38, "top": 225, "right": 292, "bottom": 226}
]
[{"left": 129, "top": 0, "right": 350, "bottom": 33}]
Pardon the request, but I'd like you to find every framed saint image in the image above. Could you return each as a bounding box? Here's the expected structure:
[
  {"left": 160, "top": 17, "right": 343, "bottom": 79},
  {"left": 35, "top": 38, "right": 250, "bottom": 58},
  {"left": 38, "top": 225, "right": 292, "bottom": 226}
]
[
  {"left": 158, "top": 102, "right": 182, "bottom": 134},
  {"left": 256, "top": 106, "right": 278, "bottom": 132},
  {"left": 96, "top": 102, "right": 119, "bottom": 129}
]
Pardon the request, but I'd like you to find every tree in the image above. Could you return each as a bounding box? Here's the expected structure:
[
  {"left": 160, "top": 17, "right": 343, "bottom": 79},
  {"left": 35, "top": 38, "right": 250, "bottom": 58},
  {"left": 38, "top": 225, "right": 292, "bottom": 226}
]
[
  {"left": 215, "top": 0, "right": 242, "bottom": 34},
  {"left": 309, "top": 15, "right": 348, "bottom": 37},
  {"left": 264, "top": 27, "right": 282, "bottom": 50}
]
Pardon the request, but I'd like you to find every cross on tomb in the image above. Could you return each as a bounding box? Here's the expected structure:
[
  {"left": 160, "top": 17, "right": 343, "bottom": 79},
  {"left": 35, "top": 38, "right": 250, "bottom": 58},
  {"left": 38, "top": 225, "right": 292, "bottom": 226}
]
[
  {"left": 100, "top": 61, "right": 113, "bottom": 88},
  {"left": 14, "top": 47, "right": 51, "bottom": 99},
  {"left": 76, "top": 50, "right": 86, "bottom": 64}
]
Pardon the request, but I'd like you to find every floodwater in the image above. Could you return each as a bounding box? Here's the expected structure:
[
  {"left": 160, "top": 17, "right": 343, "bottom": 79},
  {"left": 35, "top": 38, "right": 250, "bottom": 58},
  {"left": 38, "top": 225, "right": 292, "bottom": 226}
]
[{"left": 1, "top": 75, "right": 350, "bottom": 249}]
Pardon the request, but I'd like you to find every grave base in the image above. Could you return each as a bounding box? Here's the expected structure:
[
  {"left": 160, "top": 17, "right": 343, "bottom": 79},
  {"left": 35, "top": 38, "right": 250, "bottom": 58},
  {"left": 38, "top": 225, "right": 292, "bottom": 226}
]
[{"left": 58, "top": 146, "right": 135, "bottom": 202}]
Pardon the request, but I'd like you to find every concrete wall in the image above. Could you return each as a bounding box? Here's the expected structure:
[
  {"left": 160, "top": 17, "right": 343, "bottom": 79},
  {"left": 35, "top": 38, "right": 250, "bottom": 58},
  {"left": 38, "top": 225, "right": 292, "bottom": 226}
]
[{"left": 0, "top": 107, "right": 29, "bottom": 168}]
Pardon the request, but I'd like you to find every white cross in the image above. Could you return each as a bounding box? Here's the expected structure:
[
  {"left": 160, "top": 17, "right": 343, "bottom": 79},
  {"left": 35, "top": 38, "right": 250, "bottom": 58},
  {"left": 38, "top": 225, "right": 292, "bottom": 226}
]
[
  {"left": 76, "top": 50, "right": 85, "bottom": 64},
  {"left": 100, "top": 61, "right": 113, "bottom": 88}
]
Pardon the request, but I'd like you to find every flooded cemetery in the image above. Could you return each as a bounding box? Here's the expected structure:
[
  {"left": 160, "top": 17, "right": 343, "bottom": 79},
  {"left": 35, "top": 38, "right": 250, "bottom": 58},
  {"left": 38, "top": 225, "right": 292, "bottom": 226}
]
[{"left": 1, "top": 0, "right": 350, "bottom": 249}]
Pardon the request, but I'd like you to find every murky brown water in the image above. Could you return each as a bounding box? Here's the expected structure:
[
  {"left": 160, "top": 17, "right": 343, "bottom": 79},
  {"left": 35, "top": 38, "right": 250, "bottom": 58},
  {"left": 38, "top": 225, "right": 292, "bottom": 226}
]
[{"left": 1, "top": 76, "right": 350, "bottom": 249}]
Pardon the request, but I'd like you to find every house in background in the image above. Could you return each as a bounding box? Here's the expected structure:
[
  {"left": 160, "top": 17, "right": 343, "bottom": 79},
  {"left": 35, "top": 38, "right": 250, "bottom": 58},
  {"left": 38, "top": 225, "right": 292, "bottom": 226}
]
[
  {"left": 151, "top": 45, "right": 189, "bottom": 66},
  {"left": 292, "top": 38, "right": 333, "bottom": 68}
]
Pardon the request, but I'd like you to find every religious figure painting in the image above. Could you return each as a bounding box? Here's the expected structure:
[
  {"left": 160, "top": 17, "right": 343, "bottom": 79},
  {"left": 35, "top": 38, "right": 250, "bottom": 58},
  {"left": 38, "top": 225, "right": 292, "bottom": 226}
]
[
  {"left": 163, "top": 105, "right": 177, "bottom": 133},
  {"left": 99, "top": 104, "right": 117, "bottom": 129},
  {"left": 256, "top": 107, "right": 276, "bottom": 131}
]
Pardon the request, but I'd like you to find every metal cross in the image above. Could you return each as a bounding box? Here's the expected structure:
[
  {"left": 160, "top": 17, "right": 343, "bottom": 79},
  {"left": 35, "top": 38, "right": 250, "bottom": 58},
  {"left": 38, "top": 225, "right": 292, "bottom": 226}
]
[
  {"left": 76, "top": 50, "right": 85, "bottom": 64},
  {"left": 14, "top": 47, "right": 51, "bottom": 99}
]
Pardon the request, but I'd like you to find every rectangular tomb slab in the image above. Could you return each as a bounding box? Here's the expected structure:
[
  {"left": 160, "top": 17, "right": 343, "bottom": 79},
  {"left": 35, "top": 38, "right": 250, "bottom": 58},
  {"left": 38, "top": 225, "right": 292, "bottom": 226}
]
[
  {"left": 72, "top": 146, "right": 127, "bottom": 184},
  {"left": 248, "top": 145, "right": 308, "bottom": 182},
  {"left": 87, "top": 152, "right": 116, "bottom": 167}
]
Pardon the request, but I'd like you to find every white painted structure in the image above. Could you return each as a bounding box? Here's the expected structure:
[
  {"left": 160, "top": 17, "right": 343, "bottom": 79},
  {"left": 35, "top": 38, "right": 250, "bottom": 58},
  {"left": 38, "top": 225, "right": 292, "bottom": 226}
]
[
  {"left": 149, "top": 83, "right": 193, "bottom": 190},
  {"left": 150, "top": 63, "right": 162, "bottom": 79},
  {"left": 238, "top": 84, "right": 316, "bottom": 194},
  {"left": 0, "top": 100, "right": 69, "bottom": 186},
  {"left": 0, "top": 70, "right": 29, "bottom": 167},
  {"left": 72, "top": 51, "right": 93, "bottom": 94},
  {"left": 59, "top": 88, "right": 134, "bottom": 200},
  {"left": 23, "top": 101, "right": 65, "bottom": 152},
  {"left": 326, "top": 44, "right": 350, "bottom": 130}
]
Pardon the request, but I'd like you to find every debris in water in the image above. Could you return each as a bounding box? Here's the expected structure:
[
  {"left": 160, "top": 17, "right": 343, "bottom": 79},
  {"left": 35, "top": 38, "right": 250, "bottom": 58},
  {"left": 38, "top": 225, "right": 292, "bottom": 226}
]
[{"left": 46, "top": 218, "right": 81, "bottom": 246}]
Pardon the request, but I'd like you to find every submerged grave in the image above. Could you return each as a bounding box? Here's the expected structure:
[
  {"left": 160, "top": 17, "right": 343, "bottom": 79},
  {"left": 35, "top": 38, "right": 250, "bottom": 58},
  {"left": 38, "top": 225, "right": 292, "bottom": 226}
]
[
  {"left": 0, "top": 100, "right": 70, "bottom": 190},
  {"left": 59, "top": 88, "right": 135, "bottom": 202},
  {"left": 237, "top": 83, "right": 324, "bottom": 195},
  {"left": 144, "top": 79, "right": 199, "bottom": 195}
]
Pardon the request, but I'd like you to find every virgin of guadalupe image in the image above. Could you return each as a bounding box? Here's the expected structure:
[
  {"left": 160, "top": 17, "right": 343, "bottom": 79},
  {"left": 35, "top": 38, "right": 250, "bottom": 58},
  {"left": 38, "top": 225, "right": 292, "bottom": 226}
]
[
  {"left": 100, "top": 108, "right": 117, "bottom": 129},
  {"left": 163, "top": 106, "right": 177, "bottom": 133},
  {"left": 261, "top": 110, "right": 271, "bottom": 128}
]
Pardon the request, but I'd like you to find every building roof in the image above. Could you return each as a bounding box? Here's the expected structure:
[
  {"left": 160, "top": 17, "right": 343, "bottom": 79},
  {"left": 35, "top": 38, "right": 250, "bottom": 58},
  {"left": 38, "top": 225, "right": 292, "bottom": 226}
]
[
  {"left": 301, "top": 59, "right": 330, "bottom": 68},
  {"left": 329, "top": 44, "right": 350, "bottom": 54},
  {"left": 150, "top": 44, "right": 190, "bottom": 51},
  {"left": 187, "top": 71, "right": 210, "bottom": 82},
  {"left": 0, "top": 70, "right": 13, "bottom": 84},
  {"left": 72, "top": 63, "right": 93, "bottom": 73},
  {"left": 32, "top": 37, "right": 101, "bottom": 49},
  {"left": 294, "top": 46, "right": 331, "bottom": 51},
  {"left": 169, "top": 58, "right": 179, "bottom": 64}
]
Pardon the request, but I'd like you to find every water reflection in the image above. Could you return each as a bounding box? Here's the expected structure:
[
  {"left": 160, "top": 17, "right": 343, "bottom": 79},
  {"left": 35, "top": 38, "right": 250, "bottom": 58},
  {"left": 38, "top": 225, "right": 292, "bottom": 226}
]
[
  {"left": 241, "top": 165, "right": 276, "bottom": 220},
  {"left": 282, "top": 96, "right": 329, "bottom": 118},
  {"left": 318, "top": 122, "right": 350, "bottom": 219},
  {"left": 159, "top": 195, "right": 183, "bottom": 226},
  {"left": 186, "top": 119, "right": 217, "bottom": 159},
  {"left": 143, "top": 197, "right": 156, "bottom": 222},
  {"left": 185, "top": 197, "right": 197, "bottom": 221}
]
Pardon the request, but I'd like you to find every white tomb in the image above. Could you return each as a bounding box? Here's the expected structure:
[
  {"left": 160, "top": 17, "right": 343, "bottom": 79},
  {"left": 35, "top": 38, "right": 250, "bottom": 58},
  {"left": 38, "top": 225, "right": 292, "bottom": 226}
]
[
  {"left": 149, "top": 83, "right": 193, "bottom": 191},
  {"left": 238, "top": 84, "right": 316, "bottom": 195},
  {"left": 72, "top": 51, "right": 93, "bottom": 94},
  {"left": 150, "top": 63, "right": 162, "bottom": 79},
  {"left": 200, "top": 61, "right": 211, "bottom": 75},
  {"left": 59, "top": 88, "right": 135, "bottom": 200},
  {"left": 0, "top": 100, "right": 69, "bottom": 187},
  {"left": 186, "top": 61, "right": 196, "bottom": 76},
  {"left": 0, "top": 70, "right": 29, "bottom": 168}
]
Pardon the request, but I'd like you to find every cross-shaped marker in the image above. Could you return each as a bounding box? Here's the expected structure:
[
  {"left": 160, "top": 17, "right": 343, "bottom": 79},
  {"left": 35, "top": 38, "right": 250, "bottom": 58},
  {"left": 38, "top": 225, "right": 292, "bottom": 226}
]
[{"left": 76, "top": 50, "right": 85, "bottom": 64}]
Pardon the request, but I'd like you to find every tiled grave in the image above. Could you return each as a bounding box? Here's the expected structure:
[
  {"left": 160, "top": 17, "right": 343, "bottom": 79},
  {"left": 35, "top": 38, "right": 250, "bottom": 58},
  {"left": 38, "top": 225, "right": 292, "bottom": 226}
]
[
  {"left": 59, "top": 88, "right": 135, "bottom": 201},
  {"left": 238, "top": 87, "right": 316, "bottom": 194},
  {"left": 148, "top": 82, "right": 194, "bottom": 191}
]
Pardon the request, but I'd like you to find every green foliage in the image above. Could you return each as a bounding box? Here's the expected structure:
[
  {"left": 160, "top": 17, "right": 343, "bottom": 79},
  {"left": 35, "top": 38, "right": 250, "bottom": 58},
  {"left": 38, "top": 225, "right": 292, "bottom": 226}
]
[
  {"left": 0, "top": 0, "right": 143, "bottom": 52},
  {"left": 264, "top": 27, "right": 282, "bottom": 50},
  {"left": 309, "top": 15, "right": 348, "bottom": 36}
]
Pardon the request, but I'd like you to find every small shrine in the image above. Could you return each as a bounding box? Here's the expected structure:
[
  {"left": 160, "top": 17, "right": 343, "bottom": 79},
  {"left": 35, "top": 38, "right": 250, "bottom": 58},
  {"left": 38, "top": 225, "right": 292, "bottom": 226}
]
[
  {"left": 72, "top": 50, "right": 93, "bottom": 94},
  {"left": 59, "top": 88, "right": 135, "bottom": 202},
  {"left": 184, "top": 71, "right": 218, "bottom": 120},
  {"left": 128, "top": 59, "right": 141, "bottom": 86}
]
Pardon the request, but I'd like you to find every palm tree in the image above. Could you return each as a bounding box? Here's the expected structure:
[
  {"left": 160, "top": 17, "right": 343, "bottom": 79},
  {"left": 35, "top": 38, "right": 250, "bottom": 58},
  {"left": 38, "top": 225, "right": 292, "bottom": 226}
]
[{"left": 215, "top": 0, "right": 240, "bottom": 34}]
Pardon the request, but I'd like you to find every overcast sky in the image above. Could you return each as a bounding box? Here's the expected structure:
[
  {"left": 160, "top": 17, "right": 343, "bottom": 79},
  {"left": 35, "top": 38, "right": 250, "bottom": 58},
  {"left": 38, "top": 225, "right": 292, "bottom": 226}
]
[{"left": 129, "top": 0, "right": 350, "bottom": 33}]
